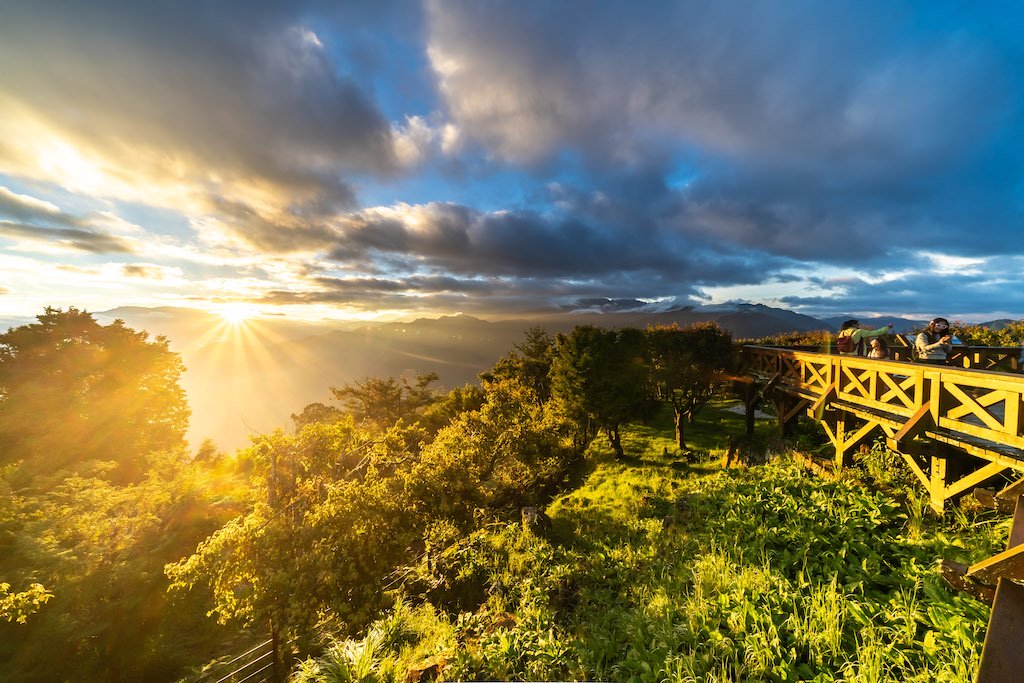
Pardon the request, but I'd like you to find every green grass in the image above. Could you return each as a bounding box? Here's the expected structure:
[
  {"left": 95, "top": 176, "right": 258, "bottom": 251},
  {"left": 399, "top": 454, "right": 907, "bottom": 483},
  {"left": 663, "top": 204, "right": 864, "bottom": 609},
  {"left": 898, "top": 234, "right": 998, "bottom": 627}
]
[{"left": 299, "top": 404, "right": 1005, "bottom": 682}]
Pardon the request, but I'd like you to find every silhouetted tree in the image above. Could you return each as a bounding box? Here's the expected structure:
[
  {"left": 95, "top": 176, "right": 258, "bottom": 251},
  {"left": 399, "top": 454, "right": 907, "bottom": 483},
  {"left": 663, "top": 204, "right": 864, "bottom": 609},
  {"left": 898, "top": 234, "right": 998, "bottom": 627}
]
[
  {"left": 329, "top": 371, "right": 439, "bottom": 430},
  {"left": 482, "top": 326, "right": 554, "bottom": 405}
]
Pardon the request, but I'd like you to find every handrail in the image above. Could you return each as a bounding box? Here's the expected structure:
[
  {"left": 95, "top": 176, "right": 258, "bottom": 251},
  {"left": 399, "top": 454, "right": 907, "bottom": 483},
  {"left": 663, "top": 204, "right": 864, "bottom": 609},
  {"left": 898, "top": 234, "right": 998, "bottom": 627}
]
[{"left": 743, "top": 346, "right": 1024, "bottom": 454}]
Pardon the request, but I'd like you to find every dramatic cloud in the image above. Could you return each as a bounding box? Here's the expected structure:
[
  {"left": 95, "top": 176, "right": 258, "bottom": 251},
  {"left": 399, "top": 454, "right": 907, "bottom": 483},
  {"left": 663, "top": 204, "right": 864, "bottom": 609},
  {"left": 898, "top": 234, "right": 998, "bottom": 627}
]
[
  {"left": 0, "top": 2, "right": 401, "bottom": 225},
  {"left": 427, "top": 0, "right": 1024, "bottom": 265},
  {"left": 1, "top": 2, "right": 1023, "bottom": 320},
  {"left": 0, "top": 185, "right": 136, "bottom": 253}
]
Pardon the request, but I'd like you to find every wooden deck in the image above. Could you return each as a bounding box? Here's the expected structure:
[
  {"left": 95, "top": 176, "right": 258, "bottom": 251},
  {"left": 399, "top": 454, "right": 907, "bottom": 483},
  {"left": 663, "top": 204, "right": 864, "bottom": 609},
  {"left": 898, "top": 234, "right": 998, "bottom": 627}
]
[{"left": 743, "top": 345, "right": 1024, "bottom": 512}]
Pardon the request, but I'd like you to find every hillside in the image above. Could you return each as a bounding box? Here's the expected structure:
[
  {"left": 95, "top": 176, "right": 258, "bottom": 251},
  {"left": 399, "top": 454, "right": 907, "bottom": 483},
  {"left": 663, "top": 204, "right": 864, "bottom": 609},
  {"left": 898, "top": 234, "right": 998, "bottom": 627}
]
[{"left": 292, "top": 403, "right": 1001, "bottom": 681}]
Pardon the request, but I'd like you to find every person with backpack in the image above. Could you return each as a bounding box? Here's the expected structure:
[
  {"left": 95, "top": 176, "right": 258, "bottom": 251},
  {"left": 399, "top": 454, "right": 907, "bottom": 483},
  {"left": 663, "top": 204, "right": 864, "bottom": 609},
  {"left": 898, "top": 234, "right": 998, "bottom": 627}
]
[
  {"left": 914, "top": 317, "right": 953, "bottom": 364},
  {"left": 836, "top": 319, "right": 893, "bottom": 356}
]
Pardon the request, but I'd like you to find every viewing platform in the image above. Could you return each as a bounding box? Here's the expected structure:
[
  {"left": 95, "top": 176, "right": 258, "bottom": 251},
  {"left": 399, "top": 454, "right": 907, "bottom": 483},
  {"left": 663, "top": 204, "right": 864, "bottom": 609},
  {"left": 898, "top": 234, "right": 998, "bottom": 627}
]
[{"left": 741, "top": 345, "right": 1024, "bottom": 512}]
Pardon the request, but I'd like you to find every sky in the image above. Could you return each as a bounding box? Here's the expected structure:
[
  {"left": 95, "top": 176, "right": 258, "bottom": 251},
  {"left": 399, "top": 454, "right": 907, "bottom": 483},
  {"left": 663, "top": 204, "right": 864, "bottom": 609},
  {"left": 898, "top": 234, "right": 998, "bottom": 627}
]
[{"left": 1, "top": 0, "right": 1023, "bottom": 323}]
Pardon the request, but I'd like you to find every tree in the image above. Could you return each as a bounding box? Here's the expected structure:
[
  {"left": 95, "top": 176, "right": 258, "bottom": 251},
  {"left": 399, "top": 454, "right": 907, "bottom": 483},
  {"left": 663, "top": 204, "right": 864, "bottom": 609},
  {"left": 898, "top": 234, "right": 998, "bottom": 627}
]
[
  {"left": 166, "top": 419, "right": 419, "bottom": 675},
  {"left": 329, "top": 371, "right": 440, "bottom": 430},
  {"left": 648, "top": 323, "right": 734, "bottom": 450},
  {"left": 0, "top": 307, "right": 189, "bottom": 482},
  {"left": 482, "top": 326, "right": 554, "bottom": 404},
  {"left": 290, "top": 402, "right": 345, "bottom": 430},
  {"left": 549, "top": 325, "right": 650, "bottom": 458},
  {"left": 0, "top": 446, "right": 246, "bottom": 680}
]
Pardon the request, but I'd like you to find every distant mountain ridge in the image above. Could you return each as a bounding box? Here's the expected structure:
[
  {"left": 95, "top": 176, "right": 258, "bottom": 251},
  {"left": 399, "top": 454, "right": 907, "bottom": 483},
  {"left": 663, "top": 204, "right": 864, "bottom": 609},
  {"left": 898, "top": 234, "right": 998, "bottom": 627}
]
[{"left": 1, "top": 304, "right": 1010, "bottom": 451}]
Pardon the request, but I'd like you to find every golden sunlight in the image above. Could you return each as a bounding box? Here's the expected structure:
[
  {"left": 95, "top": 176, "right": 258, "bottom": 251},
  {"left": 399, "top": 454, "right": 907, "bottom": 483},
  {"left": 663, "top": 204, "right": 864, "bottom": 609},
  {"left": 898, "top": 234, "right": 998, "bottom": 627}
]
[{"left": 216, "top": 303, "right": 260, "bottom": 325}]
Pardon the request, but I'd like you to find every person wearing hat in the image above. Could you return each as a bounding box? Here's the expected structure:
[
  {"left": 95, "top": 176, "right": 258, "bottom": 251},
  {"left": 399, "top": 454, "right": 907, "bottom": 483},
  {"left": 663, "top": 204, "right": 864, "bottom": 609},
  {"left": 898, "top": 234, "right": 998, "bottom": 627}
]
[
  {"left": 915, "top": 317, "right": 953, "bottom": 364},
  {"left": 836, "top": 319, "right": 893, "bottom": 356}
]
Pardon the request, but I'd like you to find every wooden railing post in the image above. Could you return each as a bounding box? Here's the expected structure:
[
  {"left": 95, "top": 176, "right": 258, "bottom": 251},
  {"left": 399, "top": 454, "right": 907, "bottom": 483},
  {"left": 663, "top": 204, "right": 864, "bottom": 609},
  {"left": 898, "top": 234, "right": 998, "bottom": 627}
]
[{"left": 930, "top": 451, "right": 947, "bottom": 514}]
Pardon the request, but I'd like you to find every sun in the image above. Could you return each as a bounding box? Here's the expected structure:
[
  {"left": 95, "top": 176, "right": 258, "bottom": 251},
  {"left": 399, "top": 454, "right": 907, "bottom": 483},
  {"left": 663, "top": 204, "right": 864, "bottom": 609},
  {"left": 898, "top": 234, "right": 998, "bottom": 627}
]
[{"left": 216, "top": 303, "right": 260, "bottom": 325}]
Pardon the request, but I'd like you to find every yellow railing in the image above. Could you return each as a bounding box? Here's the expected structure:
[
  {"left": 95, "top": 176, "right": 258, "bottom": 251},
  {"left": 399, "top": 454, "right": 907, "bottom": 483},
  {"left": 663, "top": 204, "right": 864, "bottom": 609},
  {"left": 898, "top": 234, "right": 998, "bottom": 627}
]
[{"left": 744, "top": 346, "right": 1024, "bottom": 452}]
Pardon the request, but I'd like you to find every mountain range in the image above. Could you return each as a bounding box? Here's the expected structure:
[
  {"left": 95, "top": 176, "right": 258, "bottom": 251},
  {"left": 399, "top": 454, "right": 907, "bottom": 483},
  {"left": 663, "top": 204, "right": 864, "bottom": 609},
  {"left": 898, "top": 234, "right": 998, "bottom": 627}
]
[{"left": 0, "top": 303, "right": 964, "bottom": 451}]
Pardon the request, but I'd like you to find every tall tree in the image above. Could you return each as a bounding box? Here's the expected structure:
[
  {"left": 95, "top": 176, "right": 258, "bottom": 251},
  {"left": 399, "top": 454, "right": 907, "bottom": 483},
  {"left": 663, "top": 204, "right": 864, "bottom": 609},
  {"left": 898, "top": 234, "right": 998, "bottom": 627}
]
[
  {"left": 329, "top": 371, "right": 439, "bottom": 430},
  {"left": 549, "top": 325, "right": 650, "bottom": 458},
  {"left": 0, "top": 307, "right": 189, "bottom": 481},
  {"left": 482, "top": 326, "right": 554, "bottom": 404},
  {"left": 648, "top": 323, "right": 734, "bottom": 450}
]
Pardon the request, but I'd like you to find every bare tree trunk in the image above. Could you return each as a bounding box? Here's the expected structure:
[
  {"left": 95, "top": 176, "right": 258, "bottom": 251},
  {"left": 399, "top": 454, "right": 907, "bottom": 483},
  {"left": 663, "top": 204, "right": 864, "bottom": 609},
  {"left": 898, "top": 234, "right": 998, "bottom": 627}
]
[
  {"left": 674, "top": 409, "right": 686, "bottom": 451},
  {"left": 607, "top": 427, "right": 624, "bottom": 459},
  {"left": 270, "top": 617, "right": 284, "bottom": 683}
]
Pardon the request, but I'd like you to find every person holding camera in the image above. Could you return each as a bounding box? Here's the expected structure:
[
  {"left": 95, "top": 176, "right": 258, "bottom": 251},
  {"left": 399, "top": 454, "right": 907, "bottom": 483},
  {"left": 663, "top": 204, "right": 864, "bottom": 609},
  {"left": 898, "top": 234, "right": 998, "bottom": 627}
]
[{"left": 915, "top": 317, "right": 953, "bottom": 364}]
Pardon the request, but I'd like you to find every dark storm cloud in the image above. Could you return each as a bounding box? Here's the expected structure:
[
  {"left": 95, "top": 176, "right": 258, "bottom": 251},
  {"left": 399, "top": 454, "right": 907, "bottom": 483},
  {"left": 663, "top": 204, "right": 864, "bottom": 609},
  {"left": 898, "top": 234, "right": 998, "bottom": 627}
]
[
  {"left": 0, "top": 221, "right": 133, "bottom": 254},
  {"left": 780, "top": 263, "right": 1024, "bottom": 319},
  {"left": 427, "top": 0, "right": 1024, "bottom": 271},
  {"left": 568, "top": 298, "right": 651, "bottom": 313},
  {"left": 329, "top": 202, "right": 792, "bottom": 287}
]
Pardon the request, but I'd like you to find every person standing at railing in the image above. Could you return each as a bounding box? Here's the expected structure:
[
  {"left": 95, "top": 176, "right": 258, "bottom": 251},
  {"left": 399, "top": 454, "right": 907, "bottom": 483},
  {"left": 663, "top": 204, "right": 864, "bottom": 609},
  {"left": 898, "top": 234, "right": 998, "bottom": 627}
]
[
  {"left": 836, "top": 319, "right": 893, "bottom": 356},
  {"left": 915, "top": 317, "right": 953, "bottom": 364}
]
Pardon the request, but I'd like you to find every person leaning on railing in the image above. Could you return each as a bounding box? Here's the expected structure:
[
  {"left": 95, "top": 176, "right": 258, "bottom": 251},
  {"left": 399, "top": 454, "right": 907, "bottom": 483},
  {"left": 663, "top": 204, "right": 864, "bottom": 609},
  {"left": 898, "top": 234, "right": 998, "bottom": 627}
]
[{"left": 915, "top": 317, "right": 953, "bottom": 365}]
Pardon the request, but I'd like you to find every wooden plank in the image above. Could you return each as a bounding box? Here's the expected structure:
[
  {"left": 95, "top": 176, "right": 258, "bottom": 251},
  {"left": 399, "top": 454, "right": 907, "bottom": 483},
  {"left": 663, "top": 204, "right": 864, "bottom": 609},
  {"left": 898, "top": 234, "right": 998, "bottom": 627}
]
[
  {"left": 968, "top": 544, "right": 1024, "bottom": 583},
  {"left": 1009, "top": 495, "right": 1024, "bottom": 549},
  {"left": 977, "top": 579, "right": 1024, "bottom": 683},
  {"left": 891, "top": 402, "right": 933, "bottom": 445},
  {"left": 943, "top": 461, "right": 1009, "bottom": 499}
]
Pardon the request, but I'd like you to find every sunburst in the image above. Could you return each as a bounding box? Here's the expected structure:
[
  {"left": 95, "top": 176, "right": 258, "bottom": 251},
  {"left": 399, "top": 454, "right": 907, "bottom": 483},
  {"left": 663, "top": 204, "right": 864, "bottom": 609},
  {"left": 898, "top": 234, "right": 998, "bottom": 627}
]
[{"left": 216, "top": 303, "right": 260, "bottom": 325}]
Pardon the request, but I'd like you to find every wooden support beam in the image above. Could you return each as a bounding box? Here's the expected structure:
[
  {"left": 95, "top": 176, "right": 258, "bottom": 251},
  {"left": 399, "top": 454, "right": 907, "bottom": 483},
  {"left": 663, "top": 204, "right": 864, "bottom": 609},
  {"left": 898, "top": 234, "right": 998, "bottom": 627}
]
[
  {"left": 939, "top": 559, "right": 995, "bottom": 603},
  {"left": 835, "top": 412, "right": 848, "bottom": 470},
  {"left": 780, "top": 398, "right": 809, "bottom": 426},
  {"left": 885, "top": 401, "right": 933, "bottom": 452},
  {"left": 1008, "top": 495, "right": 1024, "bottom": 549},
  {"left": 930, "top": 454, "right": 948, "bottom": 513},
  {"left": 999, "top": 476, "right": 1024, "bottom": 502},
  {"left": 810, "top": 381, "right": 837, "bottom": 421},
  {"left": 899, "top": 451, "right": 931, "bottom": 491},
  {"left": 969, "top": 497, "right": 1024, "bottom": 582},
  {"left": 977, "top": 578, "right": 1024, "bottom": 683},
  {"left": 944, "top": 461, "right": 1010, "bottom": 500},
  {"left": 967, "top": 540, "right": 1024, "bottom": 583},
  {"left": 840, "top": 419, "right": 881, "bottom": 454},
  {"left": 974, "top": 488, "right": 1018, "bottom": 515}
]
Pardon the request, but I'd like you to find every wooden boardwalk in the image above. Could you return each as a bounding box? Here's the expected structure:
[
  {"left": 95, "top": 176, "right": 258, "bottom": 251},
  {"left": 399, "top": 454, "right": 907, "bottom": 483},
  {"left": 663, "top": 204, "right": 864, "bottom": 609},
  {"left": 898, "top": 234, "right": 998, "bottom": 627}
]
[{"left": 743, "top": 346, "right": 1024, "bottom": 512}]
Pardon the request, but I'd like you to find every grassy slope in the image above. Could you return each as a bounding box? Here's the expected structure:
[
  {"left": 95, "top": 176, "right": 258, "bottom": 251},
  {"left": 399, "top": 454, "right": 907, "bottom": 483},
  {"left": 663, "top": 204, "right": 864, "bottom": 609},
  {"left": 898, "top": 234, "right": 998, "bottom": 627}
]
[{"left": 298, "top": 403, "right": 1007, "bottom": 682}]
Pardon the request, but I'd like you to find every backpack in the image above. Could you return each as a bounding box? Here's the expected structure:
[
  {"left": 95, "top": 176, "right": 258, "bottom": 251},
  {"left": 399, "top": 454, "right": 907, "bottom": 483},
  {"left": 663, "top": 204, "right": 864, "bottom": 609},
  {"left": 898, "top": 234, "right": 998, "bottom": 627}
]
[{"left": 836, "top": 330, "right": 861, "bottom": 355}]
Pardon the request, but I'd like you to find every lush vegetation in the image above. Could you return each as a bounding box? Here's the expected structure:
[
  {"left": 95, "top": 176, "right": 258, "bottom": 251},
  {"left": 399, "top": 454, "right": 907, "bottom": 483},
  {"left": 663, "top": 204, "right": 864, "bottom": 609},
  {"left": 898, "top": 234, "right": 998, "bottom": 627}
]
[
  {"left": 291, "top": 408, "right": 1003, "bottom": 682},
  {"left": 0, "top": 308, "right": 1010, "bottom": 681}
]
